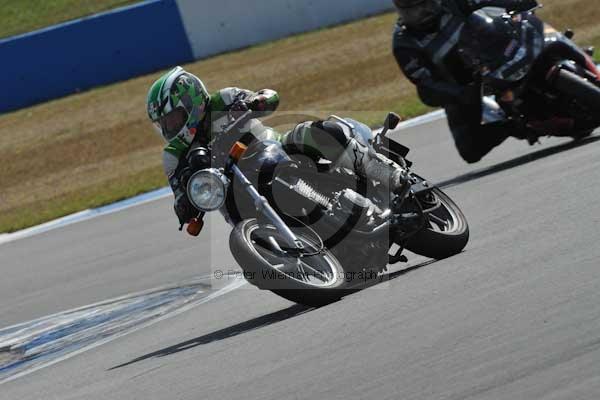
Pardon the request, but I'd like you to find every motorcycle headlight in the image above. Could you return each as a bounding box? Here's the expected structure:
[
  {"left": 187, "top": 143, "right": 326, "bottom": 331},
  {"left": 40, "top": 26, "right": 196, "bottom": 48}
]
[{"left": 187, "top": 169, "right": 230, "bottom": 212}]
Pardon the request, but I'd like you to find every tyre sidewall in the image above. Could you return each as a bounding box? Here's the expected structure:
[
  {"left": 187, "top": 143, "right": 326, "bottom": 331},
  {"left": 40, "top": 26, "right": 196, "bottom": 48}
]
[
  {"left": 405, "top": 188, "right": 470, "bottom": 259},
  {"left": 229, "top": 219, "right": 349, "bottom": 292}
]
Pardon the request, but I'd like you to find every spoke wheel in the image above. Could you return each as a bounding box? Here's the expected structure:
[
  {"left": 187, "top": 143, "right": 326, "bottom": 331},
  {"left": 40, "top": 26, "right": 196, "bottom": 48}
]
[
  {"left": 230, "top": 219, "right": 350, "bottom": 307},
  {"left": 404, "top": 188, "right": 469, "bottom": 260},
  {"left": 248, "top": 225, "right": 340, "bottom": 288},
  {"left": 420, "top": 191, "right": 465, "bottom": 234}
]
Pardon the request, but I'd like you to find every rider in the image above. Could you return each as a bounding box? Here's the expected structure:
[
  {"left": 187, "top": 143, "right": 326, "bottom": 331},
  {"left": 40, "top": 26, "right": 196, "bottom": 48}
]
[
  {"left": 147, "top": 67, "right": 407, "bottom": 228},
  {"left": 392, "top": 0, "right": 537, "bottom": 163}
]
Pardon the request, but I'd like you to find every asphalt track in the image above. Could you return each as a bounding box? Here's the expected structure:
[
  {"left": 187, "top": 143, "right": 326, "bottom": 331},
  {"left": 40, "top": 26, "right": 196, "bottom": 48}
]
[{"left": 1, "top": 118, "right": 600, "bottom": 399}]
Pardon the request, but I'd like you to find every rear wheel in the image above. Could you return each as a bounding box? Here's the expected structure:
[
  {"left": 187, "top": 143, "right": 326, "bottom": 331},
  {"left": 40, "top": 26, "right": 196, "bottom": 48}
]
[
  {"left": 572, "top": 129, "right": 594, "bottom": 141},
  {"left": 404, "top": 188, "right": 469, "bottom": 259},
  {"left": 229, "top": 219, "right": 350, "bottom": 307}
]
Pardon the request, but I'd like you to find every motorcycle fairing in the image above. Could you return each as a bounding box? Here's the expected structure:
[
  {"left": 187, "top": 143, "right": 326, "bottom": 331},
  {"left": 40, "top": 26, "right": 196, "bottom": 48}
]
[{"left": 482, "top": 12, "right": 545, "bottom": 83}]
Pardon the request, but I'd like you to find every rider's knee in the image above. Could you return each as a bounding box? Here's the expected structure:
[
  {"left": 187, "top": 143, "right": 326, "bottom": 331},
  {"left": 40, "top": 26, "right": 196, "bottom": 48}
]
[
  {"left": 311, "top": 121, "right": 348, "bottom": 148},
  {"left": 283, "top": 120, "right": 350, "bottom": 161},
  {"left": 459, "top": 148, "right": 483, "bottom": 164},
  {"left": 309, "top": 121, "right": 350, "bottom": 161}
]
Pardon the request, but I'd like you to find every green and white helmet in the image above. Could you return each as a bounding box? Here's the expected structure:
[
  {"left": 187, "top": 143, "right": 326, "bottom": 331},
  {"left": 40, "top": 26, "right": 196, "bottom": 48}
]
[{"left": 147, "top": 66, "right": 210, "bottom": 144}]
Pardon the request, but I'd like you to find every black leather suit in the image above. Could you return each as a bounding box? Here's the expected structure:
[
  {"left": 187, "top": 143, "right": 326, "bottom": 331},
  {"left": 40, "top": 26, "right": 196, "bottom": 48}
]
[{"left": 393, "top": 0, "right": 533, "bottom": 162}]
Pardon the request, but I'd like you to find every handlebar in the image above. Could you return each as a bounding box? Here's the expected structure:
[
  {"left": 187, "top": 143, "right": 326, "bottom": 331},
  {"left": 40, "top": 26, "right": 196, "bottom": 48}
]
[{"left": 223, "top": 110, "right": 254, "bottom": 136}]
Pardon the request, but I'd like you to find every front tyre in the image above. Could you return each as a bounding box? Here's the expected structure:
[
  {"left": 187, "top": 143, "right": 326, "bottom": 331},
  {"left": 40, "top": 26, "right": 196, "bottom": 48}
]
[
  {"left": 229, "top": 219, "right": 350, "bottom": 307},
  {"left": 404, "top": 188, "right": 469, "bottom": 259}
]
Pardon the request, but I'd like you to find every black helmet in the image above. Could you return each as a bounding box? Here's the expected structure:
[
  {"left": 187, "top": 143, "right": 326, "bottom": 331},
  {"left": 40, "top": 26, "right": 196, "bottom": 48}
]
[{"left": 394, "top": 0, "right": 443, "bottom": 32}]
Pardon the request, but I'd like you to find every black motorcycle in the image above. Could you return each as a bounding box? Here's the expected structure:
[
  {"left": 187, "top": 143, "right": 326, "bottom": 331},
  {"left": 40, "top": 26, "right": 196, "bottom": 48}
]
[
  {"left": 458, "top": 2, "right": 600, "bottom": 142},
  {"left": 185, "top": 111, "right": 469, "bottom": 307}
]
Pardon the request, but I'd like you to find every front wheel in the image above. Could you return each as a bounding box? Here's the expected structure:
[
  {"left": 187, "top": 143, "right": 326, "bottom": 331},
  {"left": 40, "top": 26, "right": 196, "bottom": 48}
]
[
  {"left": 404, "top": 188, "right": 469, "bottom": 259},
  {"left": 229, "top": 219, "right": 350, "bottom": 307}
]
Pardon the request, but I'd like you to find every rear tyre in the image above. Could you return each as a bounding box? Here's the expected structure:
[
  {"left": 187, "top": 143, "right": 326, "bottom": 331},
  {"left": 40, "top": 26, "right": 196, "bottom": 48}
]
[
  {"left": 572, "top": 129, "right": 594, "bottom": 141},
  {"left": 229, "top": 219, "right": 350, "bottom": 307},
  {"left": 405, "top": 188, "right": 469, "bottom": 259}
]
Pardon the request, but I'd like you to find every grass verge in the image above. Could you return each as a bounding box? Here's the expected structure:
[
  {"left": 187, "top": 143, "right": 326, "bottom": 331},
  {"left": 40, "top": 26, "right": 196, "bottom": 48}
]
[
  {"left": 0, "top": 1, "right": 598, "bottom": 233},
  {"left": 0, "top": 0, "right": 140, "bottom": 39}
]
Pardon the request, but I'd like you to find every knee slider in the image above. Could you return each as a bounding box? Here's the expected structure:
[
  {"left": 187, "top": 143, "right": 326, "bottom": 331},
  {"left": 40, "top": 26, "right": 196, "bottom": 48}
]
[{"left": 457, "top": 147, "right": 483, "bottom": 164}]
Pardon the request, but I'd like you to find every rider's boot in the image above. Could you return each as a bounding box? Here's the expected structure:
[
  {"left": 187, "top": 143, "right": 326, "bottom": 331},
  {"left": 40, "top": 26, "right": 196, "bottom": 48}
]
[{"left": 334, "top": 135, "right": 410, "bottom": 195}]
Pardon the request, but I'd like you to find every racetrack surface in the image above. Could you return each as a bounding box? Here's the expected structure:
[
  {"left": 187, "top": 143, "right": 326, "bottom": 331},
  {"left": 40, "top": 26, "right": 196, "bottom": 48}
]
[{"left": 1, "top": 119, "right": 600, "bottom": 399}]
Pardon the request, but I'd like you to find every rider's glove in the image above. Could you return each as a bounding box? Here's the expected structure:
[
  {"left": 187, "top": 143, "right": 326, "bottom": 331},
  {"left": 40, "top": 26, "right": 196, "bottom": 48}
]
[
  {"left": 508, "top": 0, "right": 538, "bottom": 12},
  {"left": 171, "top": 167, "right": 198, "bottom": 226},
  {"left": 248, "top": 95, "right": 268, "bottom": 112},
  {"left": 230, "top": 99, "right": 250, "bottom": 120},
  {"left": 174, "top": 190, "right": 198, "bottom": 226},
  {"left": 247, "top": 90, "right": 279, "bottom": 114},
  {"left": 230, "top": 99, "right": 250, "bottom": 112}
]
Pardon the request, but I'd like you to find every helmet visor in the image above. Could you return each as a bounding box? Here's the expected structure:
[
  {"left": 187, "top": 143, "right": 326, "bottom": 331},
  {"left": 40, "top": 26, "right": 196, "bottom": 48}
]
[
  {"left": 397, "top": 0, "right": 442, "bottom": 30},
  {"left": 157, "top": 107, "right": 189, "bottom": 141}
]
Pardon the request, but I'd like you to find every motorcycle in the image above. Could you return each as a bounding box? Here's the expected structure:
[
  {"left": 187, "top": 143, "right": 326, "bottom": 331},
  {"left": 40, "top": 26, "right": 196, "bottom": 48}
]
[
  {"left": 185, "top": 110, "right": 469, "bottom": 307},
  {"left": 458, "top": 2, "right": 600, "bottom": 143}
]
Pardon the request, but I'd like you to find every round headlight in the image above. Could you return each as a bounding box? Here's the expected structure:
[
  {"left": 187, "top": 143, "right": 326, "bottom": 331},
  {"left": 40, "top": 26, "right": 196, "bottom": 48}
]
[{"left": 187, "top": 169, "right": 229, "bottom": 212}]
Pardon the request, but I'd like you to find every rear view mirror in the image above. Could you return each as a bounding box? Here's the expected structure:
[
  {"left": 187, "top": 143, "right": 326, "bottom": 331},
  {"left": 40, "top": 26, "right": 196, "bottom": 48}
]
[{"left": 384, "top": 112, "right": 402, "bottom": 131}]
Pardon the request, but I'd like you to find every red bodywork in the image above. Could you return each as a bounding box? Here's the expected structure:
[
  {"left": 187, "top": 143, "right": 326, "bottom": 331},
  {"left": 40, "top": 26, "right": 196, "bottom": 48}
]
[{"left": 584, "top": 54, "right": 600, "bottom": 80}]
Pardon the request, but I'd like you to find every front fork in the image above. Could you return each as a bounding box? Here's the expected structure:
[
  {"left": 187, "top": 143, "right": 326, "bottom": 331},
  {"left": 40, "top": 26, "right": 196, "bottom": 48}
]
[{"left": 230, "top": 164, "right": 304, "bottom": 251}]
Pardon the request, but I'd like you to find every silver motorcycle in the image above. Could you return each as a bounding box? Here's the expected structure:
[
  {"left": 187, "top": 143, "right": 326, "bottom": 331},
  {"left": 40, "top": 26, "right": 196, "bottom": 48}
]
[{"left": 186, "top": 111, "right": 469, "bottom": 306}]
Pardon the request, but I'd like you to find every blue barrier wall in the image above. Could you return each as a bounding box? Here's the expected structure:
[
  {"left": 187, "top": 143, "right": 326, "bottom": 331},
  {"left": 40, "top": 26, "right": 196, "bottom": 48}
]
[
  {"left": 0, "top": 0, "right": 395, "bottom": 114},
  {"left": 0, "top": 0, "right": 193, "bottom": 114}
]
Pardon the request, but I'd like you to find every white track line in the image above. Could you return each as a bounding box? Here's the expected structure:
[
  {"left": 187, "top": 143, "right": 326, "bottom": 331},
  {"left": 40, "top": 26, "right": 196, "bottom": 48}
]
[
  {"left": 0, "top": 110, "right": 446, "bottom": 245},
  {"left": 395, "top": 109, "right": 445, "bottom": 130},
  {"left": 0, "top": 276, "right": 247, "bottom": 385}
]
